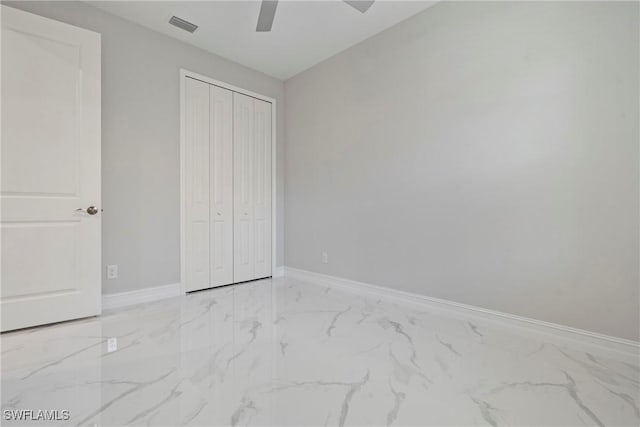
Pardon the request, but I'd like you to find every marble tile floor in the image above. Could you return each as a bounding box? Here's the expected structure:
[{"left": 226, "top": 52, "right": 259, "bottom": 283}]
[{"left": 1, "top": 276, "right": 638, "bottom": 426}]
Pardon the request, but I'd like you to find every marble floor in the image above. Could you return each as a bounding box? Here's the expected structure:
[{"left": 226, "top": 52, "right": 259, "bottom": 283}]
[{"left": 1, "top": 276, "right": 638, "bottom": 426}]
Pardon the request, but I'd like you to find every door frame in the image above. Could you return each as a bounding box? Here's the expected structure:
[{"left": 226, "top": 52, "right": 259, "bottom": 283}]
[{"left": 179, "top": 69, "right": 277, "bottom": 293}]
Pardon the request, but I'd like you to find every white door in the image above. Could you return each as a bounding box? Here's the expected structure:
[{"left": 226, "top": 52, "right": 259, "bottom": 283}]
[
  {"left": 183, "top": 77, "right": 211, "bottom": 292},
  {"left": 233, "top": 92, "right": 255, "bottom": 283},
  {"left": 233, "top": 93, "right": 272, "bottom": 282},
  {"left": 253, "top": 99, "right": 272, "bottom": 279},
  {"left": 209, "top": 85, "right": 234, "bottom": 287},
  {"left": 183, "top": 79, "right": 234, "bottom": 292},
  {"left": 1, "top": 6, "right": 101, "bottom": 331}
]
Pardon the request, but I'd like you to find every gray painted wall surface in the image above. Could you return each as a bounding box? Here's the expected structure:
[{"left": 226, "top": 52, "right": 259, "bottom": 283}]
[
  {"left": 5, "top": 1, "right": 286, "bottom": 295},
  {"left": 285, "top": 1, "right": 639, "bottom": 340}
]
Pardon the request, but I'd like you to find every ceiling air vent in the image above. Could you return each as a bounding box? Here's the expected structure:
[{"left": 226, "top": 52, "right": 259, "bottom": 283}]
[{"left": 169, "top": 16, "right": 198, "bottom": 33}]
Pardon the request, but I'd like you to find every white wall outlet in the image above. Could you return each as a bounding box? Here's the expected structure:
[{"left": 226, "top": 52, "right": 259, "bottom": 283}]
[
  {"left": 322, "top": 252, "right": 328, "bottom": 264},
  {"left": 106, "top": 265, "right": 118, "bottom": 280},
  {"left": 107, "top": 337, "right": 117, "bottom": 353}
]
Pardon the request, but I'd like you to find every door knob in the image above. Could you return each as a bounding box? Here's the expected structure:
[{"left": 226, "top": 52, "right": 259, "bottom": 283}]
[{"left": 76, "top": 206, "right": 99, "bottom": 215}]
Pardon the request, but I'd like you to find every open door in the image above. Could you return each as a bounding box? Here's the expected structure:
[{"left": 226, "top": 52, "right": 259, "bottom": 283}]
[{"left": 1, "top": 6, "right": 102, "bottom": 331}]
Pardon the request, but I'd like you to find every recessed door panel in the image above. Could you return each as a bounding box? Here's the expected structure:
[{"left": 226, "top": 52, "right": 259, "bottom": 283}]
[
  {"left": 212, "top": 221, "right": 224, "bottom": 270},
  {"left": 1, "top": 27, "right": 80, "bottom": 196},
  {"left": 191, "top": 221, "right": 209, "bottom": 277},
  {"left": 1, "top": 222, "right": 79, "bottom": 298}
]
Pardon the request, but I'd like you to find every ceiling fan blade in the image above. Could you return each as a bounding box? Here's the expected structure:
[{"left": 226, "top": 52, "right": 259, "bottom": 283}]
[
  {"left": 344, "top": 1, "right": 375, "bottom": 14},
  {"left": 256, "top": 0, "right": 279, "bottom": 32}
]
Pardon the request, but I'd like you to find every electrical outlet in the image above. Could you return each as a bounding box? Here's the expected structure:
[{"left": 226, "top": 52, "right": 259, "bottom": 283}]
[
  {"left": 107, "top": 337, "right": 117, "bottom": 353},
  {"left": 322, "top": 252, "right": 328, "bottom": 264},
  {"left": 106, "top": 265, "right": 118, "bottom": 280}
]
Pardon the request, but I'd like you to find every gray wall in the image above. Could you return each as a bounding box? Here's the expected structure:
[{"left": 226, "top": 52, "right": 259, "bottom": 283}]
[
  {"left": 5, "top": 1, "right": 286, "bottom": 295},
  {"left": 285, "top": 1, "right": 639, "bottom": 340}
]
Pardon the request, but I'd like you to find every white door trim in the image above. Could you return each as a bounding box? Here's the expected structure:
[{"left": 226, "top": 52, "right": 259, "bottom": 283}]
[
  {"left": 102, "top": 283, "right": 182, "bottom": 311},
  {"left": 179, "top": 69, "right": 277, "bottom": 294}
]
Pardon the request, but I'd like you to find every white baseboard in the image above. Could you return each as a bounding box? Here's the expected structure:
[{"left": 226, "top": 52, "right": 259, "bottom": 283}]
[
  {"left": 102, "top": 283, "right": 182, "bottom": 311},
  {"left": 273, "top": 266, "right": 285, "bottom": 277},
  {"left": 284, "top": 267, "right": 639, "bottom": 358}
]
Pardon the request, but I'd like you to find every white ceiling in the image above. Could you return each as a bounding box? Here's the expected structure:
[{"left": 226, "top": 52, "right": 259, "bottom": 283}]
[{"left": 90, "top": 0, "right": 437, "bottom": 80}]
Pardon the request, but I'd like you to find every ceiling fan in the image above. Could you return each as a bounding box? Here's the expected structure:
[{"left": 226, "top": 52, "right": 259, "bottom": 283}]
[{"left": 256, "top": 0, "right": 376, "bottom": 32}]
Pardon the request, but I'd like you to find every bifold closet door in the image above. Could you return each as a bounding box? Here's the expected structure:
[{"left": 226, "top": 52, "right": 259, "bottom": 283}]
[
  {"left": 253, "top": 99, "right": 272, "bottom": 279},
  {"left": 184, "top": 78, "right": 209, "bottom": 292},
  {"left": 184, "top": 78, "right": 233, "bottom": 292},
  {"left": 233, "top": 93, "right": 272, "bottom": 282},
  {"left": 209, "top": 85, "right": 234, "bottom": 287}
]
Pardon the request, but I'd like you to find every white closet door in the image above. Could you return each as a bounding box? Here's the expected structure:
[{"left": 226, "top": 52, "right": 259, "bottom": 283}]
[
  {"left": 184, "top": 77, "right": 210, "bottom": 292},
  {"left": 184, "top": 82, "right": 271, "bottom": 290},
  {"left": 253, "top": 99, "right": 272, "bottom": 279},
  {"left": 209, "top": 85, "right": 234, "bottom": 287},
  {"left": 233, "top": 93, "right": 255, "bottom": 282}
]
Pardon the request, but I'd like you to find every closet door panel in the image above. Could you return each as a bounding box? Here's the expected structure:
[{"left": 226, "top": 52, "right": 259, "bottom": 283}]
[
  {"left": 254, "top": 100, "right": 272, "bottom": 278},
  {"left": 210, "top": 86, "right": 234, "bottom": 287},
  {"left": 184, "top": 78, "right": 210, "bottom": 291},
  {"left": 233, "top": 93, "right": 255, "bottom": 282}
]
